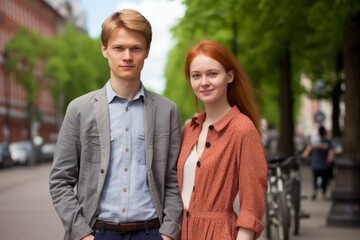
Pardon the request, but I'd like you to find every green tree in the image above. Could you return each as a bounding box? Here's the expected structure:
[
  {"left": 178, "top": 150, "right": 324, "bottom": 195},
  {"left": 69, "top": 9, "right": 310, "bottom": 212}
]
[
  {"left": 304, "top": 0, "right": 360, "bottom": 227},
  {"left": 5, "top": 25, "right": 109, "bottom": 136},
  {"left": 52, "top": 25, "right": 108, "bottom": 109},
  {"left": 5, "top": 27, "right": 43, "bottom": 141}
]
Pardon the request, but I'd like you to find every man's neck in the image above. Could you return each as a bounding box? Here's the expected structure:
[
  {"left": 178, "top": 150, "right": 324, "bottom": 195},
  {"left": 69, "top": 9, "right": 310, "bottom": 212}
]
[{"left": 110, "top": 78, "right": 141, "bottom": 101}]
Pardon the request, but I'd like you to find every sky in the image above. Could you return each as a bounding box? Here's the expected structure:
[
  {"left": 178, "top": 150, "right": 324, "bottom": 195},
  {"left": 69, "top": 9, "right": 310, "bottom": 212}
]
[{"left": 79, "top": 0, "right": 185, "bottom": 94}]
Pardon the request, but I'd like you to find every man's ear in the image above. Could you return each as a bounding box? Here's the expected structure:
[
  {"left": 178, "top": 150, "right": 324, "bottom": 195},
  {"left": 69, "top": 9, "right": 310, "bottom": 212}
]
[{"left": 101, "top": 44, "right": 108, "bottom": 59}]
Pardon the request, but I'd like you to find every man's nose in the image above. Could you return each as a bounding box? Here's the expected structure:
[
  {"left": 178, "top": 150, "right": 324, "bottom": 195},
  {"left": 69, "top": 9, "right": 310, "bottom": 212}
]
[{"left": 123, "top": 49, "right": 132, "bottom": 60}]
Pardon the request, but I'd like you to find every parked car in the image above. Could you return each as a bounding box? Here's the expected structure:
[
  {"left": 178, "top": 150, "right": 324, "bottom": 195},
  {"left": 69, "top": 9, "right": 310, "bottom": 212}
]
[
  {"left": 0, "top": 142, "right": 13, "bottom": 168},
  {"left": 40, "top": 142, "right": 56, "bottom": 162},
  {"left": 9, "top": 141, "right": 38, "bottom": 165}
]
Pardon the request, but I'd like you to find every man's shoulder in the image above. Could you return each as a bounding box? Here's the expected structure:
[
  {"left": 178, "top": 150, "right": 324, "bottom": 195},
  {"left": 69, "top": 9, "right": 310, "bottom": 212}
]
[
  {"left": 67, "top": 88, "right": 105, "bottom": 109},
  {"left": 145, "top": 90, "right": 176, "bottom": 107},
  {"left": 70, "top": 88, "right": 104, "bottom": 104}
]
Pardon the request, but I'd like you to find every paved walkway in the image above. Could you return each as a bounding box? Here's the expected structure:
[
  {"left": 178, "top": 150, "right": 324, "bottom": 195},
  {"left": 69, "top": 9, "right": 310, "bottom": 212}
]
[
  {"left": 0, "top": 163, "right": 63, "bottom": 239},
  {"left": 0, "top": 162, "right": 359, "bottom": 239}
]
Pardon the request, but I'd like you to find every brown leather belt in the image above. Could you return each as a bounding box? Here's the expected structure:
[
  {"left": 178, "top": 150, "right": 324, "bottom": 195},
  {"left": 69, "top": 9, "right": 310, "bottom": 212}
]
[{"left": 93, "top": 218, "right": 160, "bottom": 233}]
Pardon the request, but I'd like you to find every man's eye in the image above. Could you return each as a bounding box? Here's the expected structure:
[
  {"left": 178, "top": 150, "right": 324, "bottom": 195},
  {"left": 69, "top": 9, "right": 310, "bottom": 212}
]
[{"left": 132, "top": 47, "right": 141, "bottom": 51}]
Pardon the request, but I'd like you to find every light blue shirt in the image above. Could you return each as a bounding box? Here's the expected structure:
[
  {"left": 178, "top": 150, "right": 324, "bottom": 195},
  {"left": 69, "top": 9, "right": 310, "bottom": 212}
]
[{"left": 98, "top": 81, "right": 157, "bottom": 223}]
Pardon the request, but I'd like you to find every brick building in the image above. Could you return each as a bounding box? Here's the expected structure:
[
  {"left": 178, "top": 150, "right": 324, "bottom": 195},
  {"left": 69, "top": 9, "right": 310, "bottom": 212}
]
[{"left": 0, "top": 0, "right": 84, "bottom": 143}]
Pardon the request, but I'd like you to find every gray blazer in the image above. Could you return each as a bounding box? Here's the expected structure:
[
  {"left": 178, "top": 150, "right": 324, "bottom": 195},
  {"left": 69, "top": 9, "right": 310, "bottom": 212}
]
[{"left": 49, "top": 86, "right": 183, "bottom": 240}]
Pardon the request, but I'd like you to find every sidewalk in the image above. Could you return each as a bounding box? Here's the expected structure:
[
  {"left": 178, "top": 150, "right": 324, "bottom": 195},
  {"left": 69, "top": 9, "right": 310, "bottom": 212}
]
[
  {"left": 0, "top": 163, "right": 359, "bottom": 239},
  {"left": 258, "top": 163, "right": 360, "bottom": 240}
]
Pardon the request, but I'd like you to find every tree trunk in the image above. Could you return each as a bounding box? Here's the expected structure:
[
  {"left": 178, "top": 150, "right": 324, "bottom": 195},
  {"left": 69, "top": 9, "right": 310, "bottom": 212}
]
[
  {"left": 332, "top": 51, "right": 344, "bottom": 138},
  {"left": 331, "top": 80, "right": 342, "bottom": 138},
  {"left": 278, "top": 47, "right": 294, "bottom": 156},
  {"left": 327, "top": 12, "right": 360, "bottom": 227}
]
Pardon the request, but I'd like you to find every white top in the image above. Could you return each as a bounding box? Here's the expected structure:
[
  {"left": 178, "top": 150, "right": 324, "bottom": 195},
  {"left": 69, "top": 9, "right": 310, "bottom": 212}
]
[{"left": 181, "top": 145, "right": 199, "bottom": 209}]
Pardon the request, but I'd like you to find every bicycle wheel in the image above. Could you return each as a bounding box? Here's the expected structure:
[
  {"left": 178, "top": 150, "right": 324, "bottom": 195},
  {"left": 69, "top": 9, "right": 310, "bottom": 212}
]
[
  {"left": 292, "top": 179, "right": 301, "bottom": 235},
  {"left": 265, "top": 193, "right": 272, "bottom": 239},
  {"left": 277, "top": 191, "right": 290, "bottom": 240}
]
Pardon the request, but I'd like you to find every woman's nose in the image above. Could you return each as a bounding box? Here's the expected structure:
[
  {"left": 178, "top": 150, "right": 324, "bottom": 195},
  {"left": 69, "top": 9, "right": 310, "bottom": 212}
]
[{"left": 200, "top": 75, "right": 209, "bottom": 86}]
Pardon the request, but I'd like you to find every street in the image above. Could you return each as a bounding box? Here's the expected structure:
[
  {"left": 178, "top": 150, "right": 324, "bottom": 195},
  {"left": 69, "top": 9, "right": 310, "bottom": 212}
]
[
  {"left": 0, "top": 163, "right": 63, "bottom": 239},
  {"left": 0, "top": 162, "right": 359, "bottom": 240}
]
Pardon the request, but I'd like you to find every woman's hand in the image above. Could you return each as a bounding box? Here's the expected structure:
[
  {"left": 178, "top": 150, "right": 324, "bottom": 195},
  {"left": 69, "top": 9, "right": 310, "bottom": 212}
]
[{"left": 236, "top": 228, "right": 255, "bottom": 240}]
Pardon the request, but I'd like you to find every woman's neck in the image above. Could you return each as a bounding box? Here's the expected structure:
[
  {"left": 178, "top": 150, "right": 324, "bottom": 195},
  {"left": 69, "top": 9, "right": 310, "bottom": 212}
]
[{"left": 203, "top": 101, "right": 232, "bottom": 125}]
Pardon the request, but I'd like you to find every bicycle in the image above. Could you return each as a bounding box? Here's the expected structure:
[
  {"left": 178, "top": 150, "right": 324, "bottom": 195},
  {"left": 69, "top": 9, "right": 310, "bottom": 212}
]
[{"left": 265, "top": 153, "right": 307, "bottom": 240}]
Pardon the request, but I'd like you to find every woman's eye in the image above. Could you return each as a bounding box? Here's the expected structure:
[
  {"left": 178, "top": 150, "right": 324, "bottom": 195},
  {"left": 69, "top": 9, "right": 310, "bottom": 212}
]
[
  {"left": 209, "top": 72, "right": 217, "bottom": 77},
  {"left": 192, "top": 74, "right": 201, "bottom": 79}
]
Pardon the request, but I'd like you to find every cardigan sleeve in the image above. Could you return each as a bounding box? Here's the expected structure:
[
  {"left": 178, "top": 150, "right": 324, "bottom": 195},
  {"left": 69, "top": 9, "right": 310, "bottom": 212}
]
[{"left": 236, "top": 126, "right": 268, "bottom": 239}]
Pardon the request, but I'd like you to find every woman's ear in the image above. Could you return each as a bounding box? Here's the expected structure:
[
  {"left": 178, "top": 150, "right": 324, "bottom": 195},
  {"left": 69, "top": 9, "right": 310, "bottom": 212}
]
[{"left": 227, "top": 70, "right": 234, "bottom": 83}]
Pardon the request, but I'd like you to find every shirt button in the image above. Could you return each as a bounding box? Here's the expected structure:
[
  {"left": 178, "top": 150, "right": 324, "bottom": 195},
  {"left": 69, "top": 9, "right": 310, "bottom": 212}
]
[
  {"left": 125, "top": 148, "right": 129, "bottom": 152},
  {"left": 100, "top": 169, "right": 104, "bottom": 174},
  {"left": 196, "top": 161, "right": 201, "bottom": 167},
  {"left": 125, "top": 128, "right": 129, "bottom": 132},
  {"left": 122, "top": 208, "right": 126, "bottom": 213},
  {"left": 205, "top": 142, "right": 211, "bottom": 148},
  {"left": 125, "top": 107, "right": 129, "bottom": 112},
  {"left": 208, "top": 125, "right": 214, "bottom": 130},
  {"left": 123, "top": 188, "right": 127, "bottom": 192},
  {"left": 124, "top": 168, "right": 128, "bottom": 172}
]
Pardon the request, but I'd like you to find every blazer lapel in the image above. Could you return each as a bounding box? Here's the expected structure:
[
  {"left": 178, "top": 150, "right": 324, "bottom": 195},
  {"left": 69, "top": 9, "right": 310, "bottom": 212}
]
[
  {"left": 93, "top": 87, "right": 111, "bottom": 196},
  {"left": 144, "top": 90, "right": 156, "bottom": 169}
]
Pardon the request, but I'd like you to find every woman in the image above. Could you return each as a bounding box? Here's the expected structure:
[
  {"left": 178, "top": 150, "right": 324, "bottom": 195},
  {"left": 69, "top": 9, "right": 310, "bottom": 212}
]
[{"left": 177, "top": 40, "right": 267, "bottom": 240}]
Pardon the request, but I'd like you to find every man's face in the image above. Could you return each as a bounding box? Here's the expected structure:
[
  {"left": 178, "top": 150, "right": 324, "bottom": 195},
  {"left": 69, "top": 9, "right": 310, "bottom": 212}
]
[{"left": 102, "top": 27, "right": 149, "bottom": 82}]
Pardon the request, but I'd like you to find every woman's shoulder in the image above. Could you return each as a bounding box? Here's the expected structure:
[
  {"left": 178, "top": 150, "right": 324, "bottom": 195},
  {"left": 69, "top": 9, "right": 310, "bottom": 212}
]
[{"left": 232, "top": 110, "right": 259, "bottom": 135}]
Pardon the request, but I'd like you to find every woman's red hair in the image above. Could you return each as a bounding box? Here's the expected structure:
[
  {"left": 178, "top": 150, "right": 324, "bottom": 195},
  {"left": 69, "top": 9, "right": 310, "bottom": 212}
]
[{"left": 184, "top": 40, "right": 260, "bottom": 129}]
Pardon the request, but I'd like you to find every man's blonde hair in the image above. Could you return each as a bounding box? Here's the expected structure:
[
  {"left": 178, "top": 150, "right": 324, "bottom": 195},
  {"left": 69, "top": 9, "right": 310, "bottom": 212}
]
[{"left": 101, "top": 9, "right": 152, "bottom": 50}]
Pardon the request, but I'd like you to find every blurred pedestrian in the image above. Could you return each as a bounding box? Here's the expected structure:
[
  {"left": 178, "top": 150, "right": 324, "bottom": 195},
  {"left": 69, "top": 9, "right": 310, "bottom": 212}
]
[
  {"left": 302, "top": 126, "right": 334, "bottom": 200},
  {"left": 177, "top": 40, "right": 267, "bottom": 240},
  {"left": 49, "top": 9, "right": 182, "bottom": 240}
]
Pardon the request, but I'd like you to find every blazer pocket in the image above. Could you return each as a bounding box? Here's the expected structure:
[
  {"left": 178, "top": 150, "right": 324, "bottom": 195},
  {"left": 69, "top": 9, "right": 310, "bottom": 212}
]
[
  {"left": 83, "top": 133, "right": 101, "bottom": 163},
  {"left": 153, "top": 131, "right": 170, "bottom": 164}
]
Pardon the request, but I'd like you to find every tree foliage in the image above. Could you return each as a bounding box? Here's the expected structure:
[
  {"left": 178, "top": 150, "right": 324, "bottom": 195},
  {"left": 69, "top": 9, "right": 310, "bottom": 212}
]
[
  {"left": 5, "top": 27, "right": 42, "bottom": 105},
  {"left": 5, "top": 24, "right": 108, "bottom": 116}
]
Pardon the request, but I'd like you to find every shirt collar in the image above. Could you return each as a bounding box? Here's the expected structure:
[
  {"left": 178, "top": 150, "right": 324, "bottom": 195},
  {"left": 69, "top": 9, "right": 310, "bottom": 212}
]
[
  {"left": 106, "top": 80, "right": 145, "bottom": 104},
  {"left": 190, "top": 106, "right": 240, "bottom": 132}
]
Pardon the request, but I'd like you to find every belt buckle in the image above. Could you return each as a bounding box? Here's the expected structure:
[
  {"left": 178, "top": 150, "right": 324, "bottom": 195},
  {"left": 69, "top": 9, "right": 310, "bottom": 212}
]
[{"left": 117, "top": 224, "right": 127, "bottom": 233}]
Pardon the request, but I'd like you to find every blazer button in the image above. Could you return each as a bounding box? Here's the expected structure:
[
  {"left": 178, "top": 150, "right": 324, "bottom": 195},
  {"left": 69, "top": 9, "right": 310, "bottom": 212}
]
[
  {"left": 100, "top": 169, "right": 104, "bottom": 174},
  {"left": 208, "top": 125, "right": 214, "bottom": 130},
  {"left": 197, "top": 161, "right": 201, "bottom": 167},
  {"left": 205, "top": 142, "right": 211, "bottom": 148},
  {"left": 186, "top": 211, "right": 190, "bottom": 218}
]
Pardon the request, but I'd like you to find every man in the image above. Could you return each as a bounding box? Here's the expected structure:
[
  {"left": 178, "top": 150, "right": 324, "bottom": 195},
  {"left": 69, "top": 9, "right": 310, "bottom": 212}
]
[
  {"left": 302, "top": 126, "right": 334, "bottom": 200},
  {"left": 49, "top": 9, "right": 182, "bottom": 240}
]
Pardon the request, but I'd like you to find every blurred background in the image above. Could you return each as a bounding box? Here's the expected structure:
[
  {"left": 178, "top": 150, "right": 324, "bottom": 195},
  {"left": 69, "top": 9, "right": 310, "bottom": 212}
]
[{"left": 0, "top": 0, "right": 359, "bottom": 238}]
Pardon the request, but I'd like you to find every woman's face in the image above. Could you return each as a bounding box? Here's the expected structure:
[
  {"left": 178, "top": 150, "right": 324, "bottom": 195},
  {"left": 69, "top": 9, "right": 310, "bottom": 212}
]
[{"left": 189, "top": 54, "right": 233, "bottom": 106}]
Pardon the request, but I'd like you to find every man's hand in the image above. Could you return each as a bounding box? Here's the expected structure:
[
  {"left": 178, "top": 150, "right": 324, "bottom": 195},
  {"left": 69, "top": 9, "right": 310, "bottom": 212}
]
[
  {"left": 80, "top": 234, "right": 94, "bottom": 240},
  {"left": 161, "top": 234, "right": 173, "bottom": 240}
]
